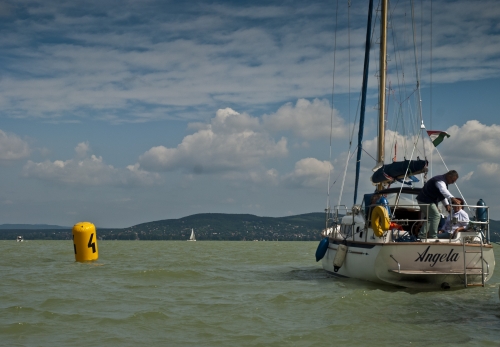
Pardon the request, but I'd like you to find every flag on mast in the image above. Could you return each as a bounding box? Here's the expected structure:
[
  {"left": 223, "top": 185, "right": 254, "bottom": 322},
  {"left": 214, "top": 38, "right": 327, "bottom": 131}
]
[{"left": 427, "top": 131, "right": 450, "bottom": 147}]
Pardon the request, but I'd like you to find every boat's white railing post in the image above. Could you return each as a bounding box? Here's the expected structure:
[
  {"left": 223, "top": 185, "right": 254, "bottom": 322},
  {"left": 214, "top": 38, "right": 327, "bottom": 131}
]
[
  {"left": 423, "top": 204, "right": 429, "bottom": 241},
  {"left": 463, "top": 204, "right": 490, "bottom": 244}
]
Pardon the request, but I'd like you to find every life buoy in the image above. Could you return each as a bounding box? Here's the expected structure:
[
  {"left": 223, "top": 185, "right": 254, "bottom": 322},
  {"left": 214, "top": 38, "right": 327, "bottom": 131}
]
[{"left": 371, "top": 205, "right": 390, "bottom": 237}]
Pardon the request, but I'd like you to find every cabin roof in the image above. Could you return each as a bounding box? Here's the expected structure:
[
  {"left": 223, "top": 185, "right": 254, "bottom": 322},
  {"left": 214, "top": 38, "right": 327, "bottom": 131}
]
[{"left": 376, "top": 187, "right": 422, "bottom": 195}]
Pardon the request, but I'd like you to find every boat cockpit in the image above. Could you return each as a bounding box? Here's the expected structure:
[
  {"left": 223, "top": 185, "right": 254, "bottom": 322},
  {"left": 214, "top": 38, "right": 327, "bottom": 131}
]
[{"left": 327, "top": 187, "right": 490, "bottom": 244}]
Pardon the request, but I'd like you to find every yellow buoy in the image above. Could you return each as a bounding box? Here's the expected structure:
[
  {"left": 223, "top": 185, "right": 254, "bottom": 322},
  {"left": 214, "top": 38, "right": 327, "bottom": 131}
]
[{"left": 72, "top": 222, "right": 98, "bottom": 262}]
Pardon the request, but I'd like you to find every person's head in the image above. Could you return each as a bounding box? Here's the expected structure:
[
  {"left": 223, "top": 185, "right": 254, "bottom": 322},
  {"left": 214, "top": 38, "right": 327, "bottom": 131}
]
[
  {"left": 445, "top": 170, "right": 459, "bottom": 184},
  {"left": 453, "top": 197, "right": 464, "bottom": 212}
]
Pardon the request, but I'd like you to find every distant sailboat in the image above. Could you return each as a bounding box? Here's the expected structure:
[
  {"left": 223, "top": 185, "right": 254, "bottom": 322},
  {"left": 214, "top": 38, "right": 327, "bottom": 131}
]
[{"left": 188, "top": 228, "right": 196, "bottom": 241}]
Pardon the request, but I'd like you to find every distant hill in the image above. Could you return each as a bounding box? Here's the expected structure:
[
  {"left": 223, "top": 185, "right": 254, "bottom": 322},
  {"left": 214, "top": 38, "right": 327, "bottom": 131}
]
[
  {"left": 0, "top": 224, "right": 69, "bottom": 230},
  {"left": 0, "top": 213, "right": 326, "bottom": 241},
  {"left": 1, "top": 213, "right": 498, "bottom": 242},
  {"left": 118, "top": 212, "right": 326, "bottom": 241}
]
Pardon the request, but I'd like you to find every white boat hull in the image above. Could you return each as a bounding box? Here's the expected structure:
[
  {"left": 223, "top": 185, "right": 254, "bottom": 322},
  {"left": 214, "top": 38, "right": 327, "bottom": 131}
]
[{"left": 322, "top": 239, "right": 495, "bottom": 289}]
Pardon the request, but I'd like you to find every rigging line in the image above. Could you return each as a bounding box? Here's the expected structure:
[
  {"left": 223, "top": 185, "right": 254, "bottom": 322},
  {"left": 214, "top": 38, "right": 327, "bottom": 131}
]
[
  {"left": 373, "top": 0, "right": 381, "bottom": 42},
  {"left": 338, "top": 149, "right": 351, "bottom": 208},
  {"left": 388, "top": 1, "right": 405, "bottom": 107},
  {"left": 362, "top": 147, "right": 377, "bottom": 162},
  {"left": 393, "top": 125, "right": 424, "bottom": 215},
  {"left": 397, "top": 87, "right": 418, "bottom": 105},
  {"left": 389, "top": 1, "right": 414, "bottom": 145},
  {"left": 430, "top": 0, "right": 433, "bottom": 177},
  {"left": 348, "top": 0, "right": 352, "bottom": 142},
  {"left": 389, "top": 0, "right": 401, "bottom": 17},
  {"left": 390, "top": 2, "right": 412, "bottom": 132},
  {"left": 410, "top": 0, "right": 427, "bottom": 163},
  {"left": 329, "top": 146, "right": 358, "bottom": 191},
  {"left": 396, "top": 2, "right": 409, "bottom": 104},
  {"left": 388, "top": 104, "right": 403, "bottom": 159},
  {"left": 346, "top": 3, "right": 363, "bottom": 147},
  {"left": 353, "top": 0, "right": 374, "bottom": 204},
  {"left": 340, "top": 0, "right": 362, "bottom": 207},
  {"left": 420, "top": 0, "right": 423, "bottom": 87},
  {"left": 349, "top": 88, "right": 363, "bottom": 144},
  {"left": 433, "top": 147, "right": 471, "bottom": 213},
  {"left": 327, "top": 0, "right": 340, "bottom": 210},
  {"left": 387, "top": 4, "right": 416, "bottom": 160}
]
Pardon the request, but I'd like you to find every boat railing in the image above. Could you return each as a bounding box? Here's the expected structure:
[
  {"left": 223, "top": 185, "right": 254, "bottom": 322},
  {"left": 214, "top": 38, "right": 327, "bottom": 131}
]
[
  {"left": 386, "top": 202, "right": 490, "bottom": 244},
  {"left": 366, "top": 202, "right": 427, "bottom": 221},
  {"left": 329, "top": 202, "right": 490, "bottom": 244},
  {"left": 330, "top": 205, "right": 349, "bottom": 224},
  {"left": 460, "top": 203, "right": 490, "bottom": 243},
  {"left": 366, "top": 203, "right": 429, "bottom": 241}
]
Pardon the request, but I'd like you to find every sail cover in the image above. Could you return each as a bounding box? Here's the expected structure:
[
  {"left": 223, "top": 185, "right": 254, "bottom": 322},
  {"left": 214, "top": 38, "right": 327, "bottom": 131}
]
[{"left": 371, "top": 159, "right": 428, "bottom": 184}]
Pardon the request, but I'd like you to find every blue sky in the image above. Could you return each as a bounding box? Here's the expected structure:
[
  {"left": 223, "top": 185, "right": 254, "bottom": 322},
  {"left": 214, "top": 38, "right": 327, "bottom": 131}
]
[{"left": 1, "top": 0, "right": 500, "bottom": 227}]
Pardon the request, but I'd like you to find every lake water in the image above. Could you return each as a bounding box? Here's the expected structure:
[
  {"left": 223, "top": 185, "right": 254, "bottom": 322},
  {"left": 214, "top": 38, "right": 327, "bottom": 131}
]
[{"left": 1, "top": 241, "right": 499, "bottom": 346}]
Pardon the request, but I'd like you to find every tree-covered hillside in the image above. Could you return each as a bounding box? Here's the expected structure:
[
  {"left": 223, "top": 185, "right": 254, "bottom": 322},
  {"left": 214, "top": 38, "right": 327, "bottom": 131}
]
[
  {"left": 2, "top": 213, "right": 499, "bottom": 242},
  {"left": 0, "top": 213, "right": 327, "bottom": 241},
  {"left": 108, "top": 213, "right": 326, "bottom": 241}
]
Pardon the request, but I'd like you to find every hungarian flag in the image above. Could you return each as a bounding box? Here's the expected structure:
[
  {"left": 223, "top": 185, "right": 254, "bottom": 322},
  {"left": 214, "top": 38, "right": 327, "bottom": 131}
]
[{"left": 427, "top": 130, "right": 450, "bottom": 147}]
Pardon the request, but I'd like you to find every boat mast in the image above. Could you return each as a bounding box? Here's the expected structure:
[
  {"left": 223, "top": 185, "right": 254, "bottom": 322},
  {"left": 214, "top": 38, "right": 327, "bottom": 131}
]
[
  {"left": 375, "top": 0, "right": 388, "bottom": 192},
  {"left": 353, "top": 0, "right": 374, "bottom": 205}
]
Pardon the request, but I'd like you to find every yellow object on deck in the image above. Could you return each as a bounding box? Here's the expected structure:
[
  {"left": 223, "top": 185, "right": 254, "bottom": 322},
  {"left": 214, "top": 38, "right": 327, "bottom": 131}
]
[
  {"left": 72, "top": 222, "right": 98, "bottom": 262},
  {"left": 371, "top": 206, "right": 390, "bottom": 237}
]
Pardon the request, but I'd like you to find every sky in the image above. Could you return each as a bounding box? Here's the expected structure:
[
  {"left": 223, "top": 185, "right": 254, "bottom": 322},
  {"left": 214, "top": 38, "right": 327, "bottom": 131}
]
[{"left": 1, "top": 0, "right": 500, "bottom": 228}]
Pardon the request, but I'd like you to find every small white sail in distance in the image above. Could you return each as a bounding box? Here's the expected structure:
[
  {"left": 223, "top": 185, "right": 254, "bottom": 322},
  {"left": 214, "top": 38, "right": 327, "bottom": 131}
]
[{"left": 188, "top": 228, "right": 196, "bottom": 241}]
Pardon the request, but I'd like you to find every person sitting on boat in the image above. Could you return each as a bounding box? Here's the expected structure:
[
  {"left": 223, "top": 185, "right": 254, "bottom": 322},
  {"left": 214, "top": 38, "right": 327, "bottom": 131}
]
[
  {"left": 376, "top": 195, "right": 391, "bottom": 217},
  {"left": 437, "top": 197, "right": 469, "bottom": 239},
  {"left": 416, "top": 170, "right": 461, "bottom": 239}
]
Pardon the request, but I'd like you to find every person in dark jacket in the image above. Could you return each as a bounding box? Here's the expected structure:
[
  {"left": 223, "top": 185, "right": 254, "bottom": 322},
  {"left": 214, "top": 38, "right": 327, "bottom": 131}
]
[{"left": 416, "top": 170, "right": 461, "bottom": 239}]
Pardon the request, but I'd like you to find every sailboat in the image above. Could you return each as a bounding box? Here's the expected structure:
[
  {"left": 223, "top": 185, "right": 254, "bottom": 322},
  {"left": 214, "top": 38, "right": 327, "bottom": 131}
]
[
  {"left": 316, "top": 0, "right": 495, "bottom": 289},
  {"left": 188, "top": 228, "right": 196, "bottom": 241}
]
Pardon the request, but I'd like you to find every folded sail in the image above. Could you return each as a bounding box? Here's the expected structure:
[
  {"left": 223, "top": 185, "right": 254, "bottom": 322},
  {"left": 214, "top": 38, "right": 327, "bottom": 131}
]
[{"left": 371, "top": 159, "right": 428, "bottom": 184}]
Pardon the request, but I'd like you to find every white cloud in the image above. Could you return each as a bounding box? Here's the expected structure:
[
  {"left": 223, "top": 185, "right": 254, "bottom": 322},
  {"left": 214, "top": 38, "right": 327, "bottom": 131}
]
[
  {"left": 0, "top": 1, "right": 499, "bottom": 124},
  {"left": 283, "top": 157, "right": 333, "bottom": 188},
  {"left": 263, "top": 98, "right": 347, "bottom": 140},
  {"left": 472, "top": 163, "right": 500, "bottom": 187},
  {"left": 0, "top": 129, "right": 30, "bottom": 161},
  {"left": 138, "top": 108, "right": 288, "bottom": 173},
  {"left": 211, "top": 108, "right": 260, "bottom": 133},
  {"left": 443, "top": 120, "right": 500, "bottom": 162},
  {"left": 478, "top": 163, "right": 499, "bottom": 176},
  {"left": 216, "top": 168, "right": 281, "bottom": 185},
  {"left": 461, "top": 163, "right": 500, "bottom": 202},
  {"left": 461, "top": 171, "right": 474, "bottom": 181},
  {"left": 74, "top": 141, "right": 90, "bottom": 158},
  {"left": 23, "top": 142, "right": 161, "bottom": 186}
]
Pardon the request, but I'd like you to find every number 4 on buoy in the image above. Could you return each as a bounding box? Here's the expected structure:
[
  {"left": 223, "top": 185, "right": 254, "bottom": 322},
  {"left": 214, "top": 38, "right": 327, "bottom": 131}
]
[{"left": 72, "top": 222, "right": 99, "bottom": 262}]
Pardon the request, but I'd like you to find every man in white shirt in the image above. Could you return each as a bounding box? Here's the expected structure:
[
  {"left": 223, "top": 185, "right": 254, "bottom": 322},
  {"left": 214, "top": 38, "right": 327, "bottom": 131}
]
[{"left": 437, "top": 198, "right": 469, "bottom": 239}]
